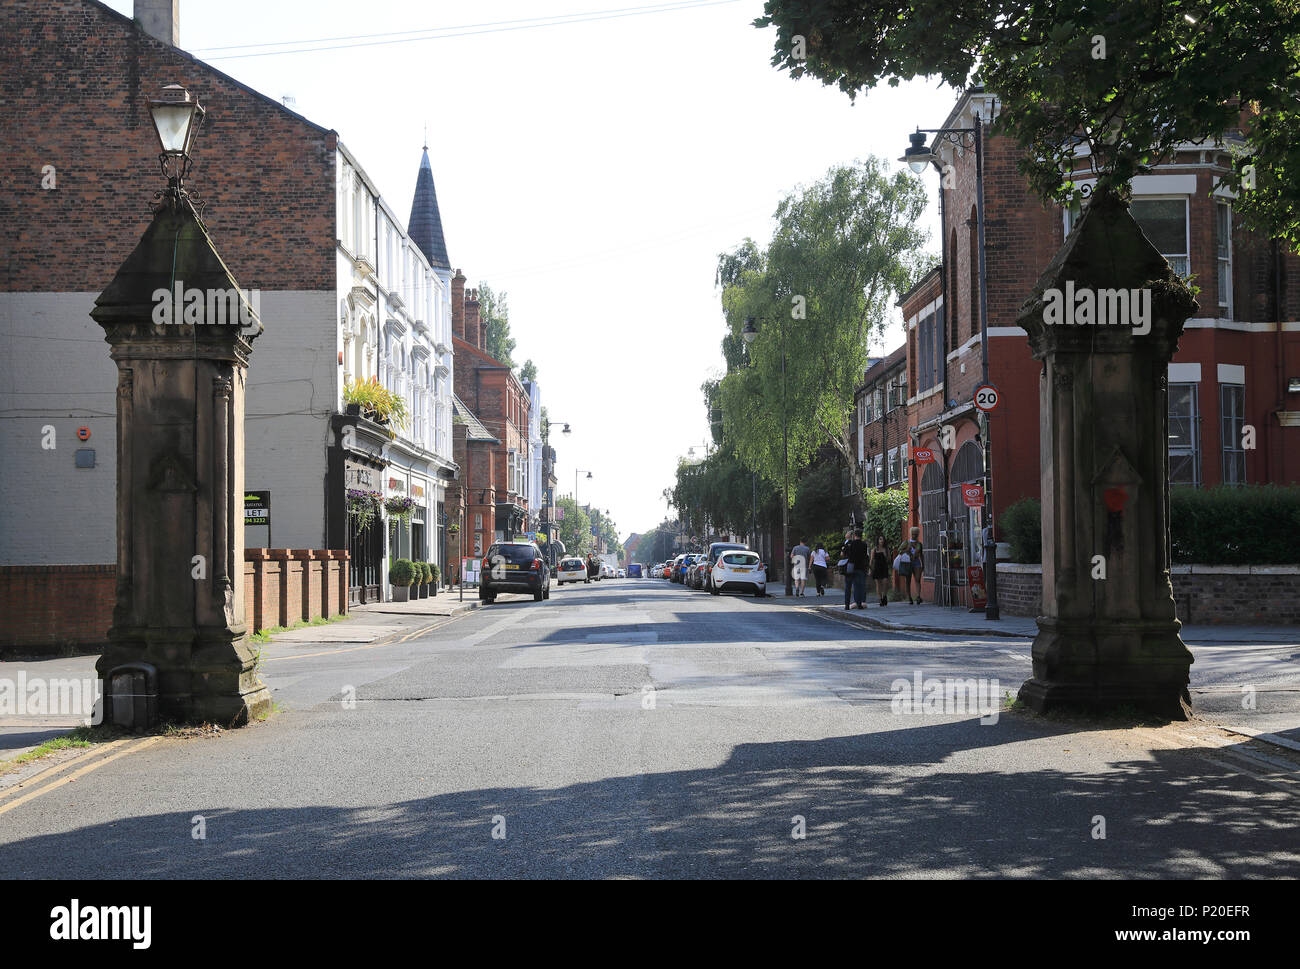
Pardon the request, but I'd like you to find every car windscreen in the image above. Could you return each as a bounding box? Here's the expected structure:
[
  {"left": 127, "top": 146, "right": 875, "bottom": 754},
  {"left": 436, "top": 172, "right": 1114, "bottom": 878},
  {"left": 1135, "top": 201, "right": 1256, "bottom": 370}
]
[
  {"left": 721, "top": 552, "right": 759, "bottom": 566},
  {"left": 560, "top": 559, "right": 584, "bottom": 568},
  {"left": 711, "top": 545, "right": 746, "bottom": 560},
  {"left": 488, "top": 545, "right": 537, "bottom": 564}
]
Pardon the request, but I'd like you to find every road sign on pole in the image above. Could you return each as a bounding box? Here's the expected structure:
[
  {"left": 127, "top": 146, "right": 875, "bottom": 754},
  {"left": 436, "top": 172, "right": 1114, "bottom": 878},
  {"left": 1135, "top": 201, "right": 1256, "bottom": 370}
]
[{"left": 974, "top": 384, "right": 999, "bottom": 412}]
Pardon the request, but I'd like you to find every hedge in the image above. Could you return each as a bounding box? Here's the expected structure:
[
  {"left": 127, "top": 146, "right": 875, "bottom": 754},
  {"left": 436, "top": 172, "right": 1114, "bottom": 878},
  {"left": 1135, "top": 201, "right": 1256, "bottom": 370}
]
[{"left": 999, "top": 486, "right": 1300, "bottom": 565}]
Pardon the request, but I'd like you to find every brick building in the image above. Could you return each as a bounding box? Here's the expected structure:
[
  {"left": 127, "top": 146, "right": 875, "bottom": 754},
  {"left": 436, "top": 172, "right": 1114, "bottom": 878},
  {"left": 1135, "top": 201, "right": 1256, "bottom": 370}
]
[
  {"left": 0, "top": 0, "right": 458, "bottom": 623},
  {"left": 446, "top": 274, "right": 532, "bottom": 564},
  {"left": 853, "top": 344, "right": 911, "bottom": 503},
  {"left": 900, "top": 88, "right": 1300, "bottom": 607}
]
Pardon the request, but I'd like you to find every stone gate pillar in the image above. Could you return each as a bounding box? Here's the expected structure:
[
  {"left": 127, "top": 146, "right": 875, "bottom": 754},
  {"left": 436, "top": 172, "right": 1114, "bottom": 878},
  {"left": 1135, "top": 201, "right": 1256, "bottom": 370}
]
[
  {"left": 1015, "top": 190, "right": 1199, "bottom": 719},
  {"left": 91, "top": 198, "right": 271, "bottom": 725}
]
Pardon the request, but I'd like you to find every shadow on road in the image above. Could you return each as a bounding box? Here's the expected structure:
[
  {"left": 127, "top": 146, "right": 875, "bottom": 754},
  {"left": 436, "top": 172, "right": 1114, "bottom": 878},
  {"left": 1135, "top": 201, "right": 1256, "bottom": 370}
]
[{"left": 3, "top": 717, "right": 1296, "bottom": 878}]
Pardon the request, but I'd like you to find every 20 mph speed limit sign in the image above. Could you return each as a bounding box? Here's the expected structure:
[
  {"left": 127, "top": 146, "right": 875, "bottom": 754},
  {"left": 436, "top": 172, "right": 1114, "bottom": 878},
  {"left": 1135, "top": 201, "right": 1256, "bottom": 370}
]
[{"left": 974, "top": 384, "right": 999, "bottom": 412}]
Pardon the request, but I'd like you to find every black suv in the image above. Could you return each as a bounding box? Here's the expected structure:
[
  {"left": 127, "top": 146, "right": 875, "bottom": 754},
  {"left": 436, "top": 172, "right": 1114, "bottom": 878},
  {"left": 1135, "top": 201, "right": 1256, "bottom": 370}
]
[{"left": 480, "top": 542, "right": 551, "bottom": 604}]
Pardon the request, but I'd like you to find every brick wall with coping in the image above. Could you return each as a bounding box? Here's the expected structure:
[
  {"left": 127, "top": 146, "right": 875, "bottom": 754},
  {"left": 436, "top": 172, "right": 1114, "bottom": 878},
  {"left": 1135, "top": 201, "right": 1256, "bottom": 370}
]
[
  {"left": 1, "top": 551, "right": 348, "bottom": 655},
  {"left": 995, "top": 562, "right": 1300, "bottom": 625}
]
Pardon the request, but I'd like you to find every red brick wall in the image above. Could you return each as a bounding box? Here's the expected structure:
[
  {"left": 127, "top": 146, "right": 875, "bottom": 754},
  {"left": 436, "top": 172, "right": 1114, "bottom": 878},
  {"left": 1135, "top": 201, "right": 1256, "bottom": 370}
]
[
  {"left": 0, "top": 0, "right": 336, "bottom": 294},
  {"left": 0, "top": 565, "right": 115, "bottom": 653},
  {"left": 0, "top": 552, "right": 348, "bottom": 655}
]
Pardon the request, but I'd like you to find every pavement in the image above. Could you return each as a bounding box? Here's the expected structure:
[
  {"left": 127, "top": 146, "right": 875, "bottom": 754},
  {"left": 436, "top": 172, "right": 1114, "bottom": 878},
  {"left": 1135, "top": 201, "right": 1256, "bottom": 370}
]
[
  {"left": 752, "top": 586, "right": 1300, "bottom": 645},
  {"left": 1, "top": 578, "right": 1298, "bottom": 878}
]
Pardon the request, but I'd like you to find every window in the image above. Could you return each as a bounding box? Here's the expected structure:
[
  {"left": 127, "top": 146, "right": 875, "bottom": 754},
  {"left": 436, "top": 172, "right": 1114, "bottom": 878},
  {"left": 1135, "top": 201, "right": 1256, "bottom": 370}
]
[
  {"left": 1131, "top": 198, "right": 1190, "bottom": 276},
  {"left": 1216, "top": 203, "right": 1233, "bottom": 317},
  {"left": 888, "top": 447, "right": 900, "bottom": 485},
  {"left": 873, "top": 454, "right": 884, "bottom": 490},
  {"left": 1168, "top": 382, "right": 1201, "bottom": 486},
  {"left": 1220, "top": 383, "right": 1245, "bottom": 485},
  {"left": 899, "top": 371, "right": 908, "bottom": 405},
  {"left": 886, "top": 377, "right": 897, "bottom": 411},
  {"left": 901, "top": 444, "right": 909, "bottom": 483},
  {"left": 917, "top": 310, "right": 940, "bottom": 392}
]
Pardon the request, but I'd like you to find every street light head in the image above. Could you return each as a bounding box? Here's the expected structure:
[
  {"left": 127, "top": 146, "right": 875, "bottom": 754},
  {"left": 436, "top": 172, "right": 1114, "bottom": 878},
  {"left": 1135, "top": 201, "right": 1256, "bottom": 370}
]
[
  {"left": 149, "top": 85, "right": 204, "bottom": 157},
  {"left": 899, "top": 130, "right": 935, "bottom": 175},
  {"left": 741, "top": 317, "right": 758, "bottom": 344},
  {"left": 586, "top": 471, "right": 593, "bottom": 480},
  {"left": 562, "top": 424, "right": 572, "bottom": 435}
]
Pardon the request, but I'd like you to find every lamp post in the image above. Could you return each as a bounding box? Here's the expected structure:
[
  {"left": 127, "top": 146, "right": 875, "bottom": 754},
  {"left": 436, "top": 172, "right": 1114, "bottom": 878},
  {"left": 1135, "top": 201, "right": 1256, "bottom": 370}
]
[
  {"left": 540, "top": 420, "right": 570, "bottom": 567},
  {"left": 900, "top": 119, "right": 1000, "bottom": 620},
  {"left": 742, "top": 315, "right": 791, "bottom": 596},
  {"left": 575, "top": 468, "right": 592, "bottom": 505},
  {"left": 148, "top": 84, "right": 205, "bottom": 210}
]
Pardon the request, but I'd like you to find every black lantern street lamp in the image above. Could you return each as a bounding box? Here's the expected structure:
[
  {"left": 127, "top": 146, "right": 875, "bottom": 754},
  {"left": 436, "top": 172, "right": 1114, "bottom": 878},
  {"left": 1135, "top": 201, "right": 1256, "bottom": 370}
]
[
  {"left": 899, "top": 118, "right": 1000, "bottom": 620},
  {"left": 148, "top": 84, "right": 205, "bottom": 208}
]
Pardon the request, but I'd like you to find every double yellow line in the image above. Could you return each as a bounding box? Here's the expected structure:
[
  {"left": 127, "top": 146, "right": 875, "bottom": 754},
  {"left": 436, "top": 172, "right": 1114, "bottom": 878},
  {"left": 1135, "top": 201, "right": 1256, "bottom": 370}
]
[{"left": 0, "top": 735, "right": 162, "bottom": 818}]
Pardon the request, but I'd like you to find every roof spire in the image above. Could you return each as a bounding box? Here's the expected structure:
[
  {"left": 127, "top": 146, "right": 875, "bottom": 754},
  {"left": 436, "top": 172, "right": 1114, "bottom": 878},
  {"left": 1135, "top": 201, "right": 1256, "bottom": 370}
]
[{"left": 408, "top": 143, "right": 450, "bottom": 270}]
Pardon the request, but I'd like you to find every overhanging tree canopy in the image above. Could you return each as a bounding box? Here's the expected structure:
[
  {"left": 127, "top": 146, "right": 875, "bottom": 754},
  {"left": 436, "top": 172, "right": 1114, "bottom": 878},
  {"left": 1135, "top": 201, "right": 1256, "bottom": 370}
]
[{"left": 756, "top": 0, "right": 1300, "bottom": 249}]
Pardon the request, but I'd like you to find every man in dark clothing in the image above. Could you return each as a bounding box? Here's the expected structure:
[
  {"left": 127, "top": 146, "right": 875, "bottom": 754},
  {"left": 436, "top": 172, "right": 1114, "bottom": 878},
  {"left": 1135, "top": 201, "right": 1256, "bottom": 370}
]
[{"left": 843, "top": 529, "right": 871, "bottom": 609}]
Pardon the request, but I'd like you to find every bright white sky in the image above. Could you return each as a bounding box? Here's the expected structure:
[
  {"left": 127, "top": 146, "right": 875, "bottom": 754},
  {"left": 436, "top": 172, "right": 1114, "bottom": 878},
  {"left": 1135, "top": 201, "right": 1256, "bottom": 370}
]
[{"left": 106, "top": 0, "right": 958, "bottom": 541}]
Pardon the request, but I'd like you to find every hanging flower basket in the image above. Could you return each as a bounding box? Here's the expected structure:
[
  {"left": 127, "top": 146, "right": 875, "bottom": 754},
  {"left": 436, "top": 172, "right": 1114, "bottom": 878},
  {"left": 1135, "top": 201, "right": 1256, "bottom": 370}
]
[
  {"left": 384, "top": 495, "right": 417, "bottom": 521},
  {"left": 347, "top": 489, "right": 383, "bottom": 531},
  {"left": 446, "top": 522, "right": 460, "bottom": 534}
]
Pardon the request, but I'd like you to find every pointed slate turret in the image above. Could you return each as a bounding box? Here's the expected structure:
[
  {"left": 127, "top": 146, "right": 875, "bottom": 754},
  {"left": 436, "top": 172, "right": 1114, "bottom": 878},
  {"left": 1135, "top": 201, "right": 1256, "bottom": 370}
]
[{"left": 407, "top": 147, "right": 450, "bottom": 270}]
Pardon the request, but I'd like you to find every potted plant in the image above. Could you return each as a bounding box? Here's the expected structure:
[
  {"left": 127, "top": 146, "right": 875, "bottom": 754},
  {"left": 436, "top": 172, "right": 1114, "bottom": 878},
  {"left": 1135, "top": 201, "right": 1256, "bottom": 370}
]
[
  {"left": 343, "top": 377, "right": 410, "bottom": 441},
  {"left": 417, "top": 561, "right": 432, "bottom": 599},
  {"left": 389, "top": 558, "right": 416, "bottom": 602},
  {"left": 427, "top": 561, "right": 439, "bottom": 596}
]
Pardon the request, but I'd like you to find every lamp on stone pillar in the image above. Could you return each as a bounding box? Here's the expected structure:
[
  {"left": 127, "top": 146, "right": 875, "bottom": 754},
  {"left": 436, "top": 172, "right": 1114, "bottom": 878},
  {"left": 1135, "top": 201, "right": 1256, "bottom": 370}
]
[
  {"left": 1014, "top": 188, "right": 1199, "bottom": 720},
  {"left": 90, "top": 84, "right": 271, "bottom": 727}
]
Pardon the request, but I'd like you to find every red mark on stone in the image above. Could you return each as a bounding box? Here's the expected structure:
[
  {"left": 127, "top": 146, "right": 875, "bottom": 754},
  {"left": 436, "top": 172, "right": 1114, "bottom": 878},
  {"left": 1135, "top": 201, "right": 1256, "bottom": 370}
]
[{"left": 1103, "top": 487, "right": 1128, "bottom": 513}]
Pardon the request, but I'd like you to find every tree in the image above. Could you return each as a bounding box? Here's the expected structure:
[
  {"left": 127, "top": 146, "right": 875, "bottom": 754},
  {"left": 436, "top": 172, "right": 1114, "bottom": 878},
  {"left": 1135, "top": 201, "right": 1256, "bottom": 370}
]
[
  {"left": 716, "top": 158, "right": 929, "bottom": 515},
  {"left": 555, "top": 496, "right": 592, "bottom": 555},
  {"left": 477, "top": 282, "right": 516, "bottom": 367},
  {"left": 519, "top": 359, "right": 538, "bottom": 384},
  {"left": 755, "top": 0, "right": 1300, "bottom": 249}
]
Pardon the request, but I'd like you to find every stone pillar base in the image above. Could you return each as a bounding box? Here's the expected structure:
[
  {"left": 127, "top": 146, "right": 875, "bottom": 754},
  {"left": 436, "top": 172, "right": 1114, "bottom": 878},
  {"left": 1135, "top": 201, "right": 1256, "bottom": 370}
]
[{"left": 1018, "top": 617, "right": 1193, "bottom": 720}]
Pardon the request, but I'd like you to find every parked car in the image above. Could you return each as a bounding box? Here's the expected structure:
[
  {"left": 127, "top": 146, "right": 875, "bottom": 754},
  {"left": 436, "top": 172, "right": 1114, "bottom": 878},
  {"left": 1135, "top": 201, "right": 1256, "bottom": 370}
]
[
  {"left": 556, "top": 556, "right": 589, "bottom": 585},
  {"left": 661, "top": 562, "right": 672, "bottom": 579},
  {"left": 677, "top": 553, "right": 699, "bottom": 584},
  {"left": 703, "top": 542, "right": 750, "bottom": 593},
  {"left": 480, "top": 541, "right": 551, "bottom": 603},
  {"left": 689, "top": 558, "right": 709, "bottom": 589},
  {"left": 616, "top": 568, "right": 626, "bottom": 578},
  {"left": 669, "top": 554, "right": 688, "bottom": 583},
  {"left": 600, "top": 562, "right": 615, "bottom": 579},
  {"left": 710, "top": 549, "right": 767, "bottom": 597}
]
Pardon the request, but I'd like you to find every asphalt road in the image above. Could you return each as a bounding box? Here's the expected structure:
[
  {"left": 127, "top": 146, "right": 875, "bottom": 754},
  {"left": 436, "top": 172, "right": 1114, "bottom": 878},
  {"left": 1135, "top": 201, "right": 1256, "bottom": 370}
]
[{"left": 3, "top": 580, "right": 1298, "bottom": 878}]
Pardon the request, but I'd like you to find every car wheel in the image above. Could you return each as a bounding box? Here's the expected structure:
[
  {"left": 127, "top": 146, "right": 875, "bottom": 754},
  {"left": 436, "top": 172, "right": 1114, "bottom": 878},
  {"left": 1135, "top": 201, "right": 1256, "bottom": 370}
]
[
  {"left": 710, "top": 584, "right": 720, "bottom": 596},
  {"left": 534, "top": 588, "right": 544, "bottom": 601},
  {"left": 481, "top": 595, "right": 495, "bottom": 604},
  {"left": 754, "top": 586, "right": 764, "bottom": 597},
  {"left": 543, "top": 585, "right": 550, "bottom": 600}
]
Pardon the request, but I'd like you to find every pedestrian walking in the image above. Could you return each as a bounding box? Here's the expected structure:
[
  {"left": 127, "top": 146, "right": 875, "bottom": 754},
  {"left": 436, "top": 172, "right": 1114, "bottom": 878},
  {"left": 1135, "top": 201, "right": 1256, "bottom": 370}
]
[
  {"left": 838, "top": 535, "right": 852, "bottom": 609},
  {"left": 903, "top": 527, "right": 925, "bottom": 605},
  {"left": 871, "top": 534, "right": 891, "bottom": 607},
  {"left": 843, "top": 529, "right": 870, "bottom": 610},
  {"left": 791, "top": 537, "right": 811, "bottom": 597},
  {"left": 811, "top": 544, "right": 829, "bottom": 596}
]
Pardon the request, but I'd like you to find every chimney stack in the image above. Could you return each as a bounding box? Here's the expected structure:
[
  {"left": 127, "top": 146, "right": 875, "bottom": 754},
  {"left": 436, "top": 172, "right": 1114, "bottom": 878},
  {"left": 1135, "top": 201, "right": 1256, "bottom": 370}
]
[
  {"left": 464, "top": 288, "right": 481, "bottom": 351},
  {"left": 136, "top": 0, "right": 180, "bottom": 46},
  {"left": 451, "top": 269, "right": 466, "bottom": 342}
]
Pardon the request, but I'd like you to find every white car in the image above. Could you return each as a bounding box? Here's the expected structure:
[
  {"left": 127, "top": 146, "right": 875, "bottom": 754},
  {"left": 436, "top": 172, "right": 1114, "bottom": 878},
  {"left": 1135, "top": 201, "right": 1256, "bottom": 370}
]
[
  {"left": 710, "top": 550, "right": 767, "bottom": 597},
  {"left": 616, "top": 568, "right": 626, "bottom": 579},
  {"left": 556, "top": 557, "right": 590, "bottom": 584},
  {"left": 600, "top": 562, "right": 615, "bottom": 579}
]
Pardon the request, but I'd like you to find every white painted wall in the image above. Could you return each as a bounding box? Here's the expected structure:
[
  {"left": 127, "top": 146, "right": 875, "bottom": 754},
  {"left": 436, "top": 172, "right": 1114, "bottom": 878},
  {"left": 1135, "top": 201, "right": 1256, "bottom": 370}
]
[{"left": 0, "top": 289, "right": 337, "bottom": 565}]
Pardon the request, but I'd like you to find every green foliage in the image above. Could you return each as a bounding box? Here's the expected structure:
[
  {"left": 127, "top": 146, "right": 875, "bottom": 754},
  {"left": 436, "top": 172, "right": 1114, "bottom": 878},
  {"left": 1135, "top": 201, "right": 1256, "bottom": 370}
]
[
  {"left": 755, "top": 0, "right": 1300, "bottom": 251},
  {"left": 388, "top": 558, "right": 417, "bottom": 587},
  {"left": 556, "top": 497, "right": 593, "bottom": 555},
  {"left": 1001, "top": 497, "right": 1044, "bottom": 564},
  {"left": 790, "top": 459, "right": 853, "bottom": 541},
  {"left": 429, "top": 562, "right": 440, "bottom": 583},
  {"left": 343, "top": 376, "right": 409, "bottom": 437},
  {"left": 519, "top": 359, "right": 538, "bottom": 384},
  {"left": 996, "top": 487, "right": 1300, "bottom": 564},
  {"left": 1170, "top": 485, "right": 1300, "bottom": 565},
  {"left": 672, "top": 444, "right": 771, "bottom": 538},
  {"left": 716, "top": 158, "right": 929, "bottom": 502},
  {"left": 478, "top": 282, "right": 516, "bottom": 367},
  {"left": 862, "top": 487, "right": 909, "bottom": 548}
]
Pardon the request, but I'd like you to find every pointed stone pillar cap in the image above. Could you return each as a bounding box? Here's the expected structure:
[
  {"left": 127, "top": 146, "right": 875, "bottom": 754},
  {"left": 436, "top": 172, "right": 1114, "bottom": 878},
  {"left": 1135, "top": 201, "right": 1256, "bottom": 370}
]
[
  {"left": 1016, "top": 190, "right": 1197, "bottom": 360},
  {"left": 91, "top": 198, "right": 263, "bottom": 359}
]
